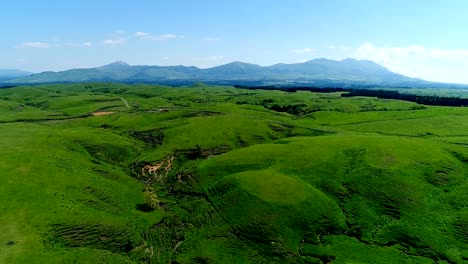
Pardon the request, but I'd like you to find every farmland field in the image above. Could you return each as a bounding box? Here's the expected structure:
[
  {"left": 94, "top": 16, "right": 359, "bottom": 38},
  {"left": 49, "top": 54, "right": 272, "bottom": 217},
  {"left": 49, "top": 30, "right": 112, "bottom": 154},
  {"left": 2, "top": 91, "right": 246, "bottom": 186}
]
[{"left": 0, "top": 83, "right": 467, "bottom": 263}]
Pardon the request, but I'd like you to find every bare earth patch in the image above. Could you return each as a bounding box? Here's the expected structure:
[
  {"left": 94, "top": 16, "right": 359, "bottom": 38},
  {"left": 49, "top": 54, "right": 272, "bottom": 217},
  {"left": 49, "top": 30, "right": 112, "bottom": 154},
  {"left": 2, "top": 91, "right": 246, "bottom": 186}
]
[{"left": 91, "top": 111, "right": 116, "bottom": 116}]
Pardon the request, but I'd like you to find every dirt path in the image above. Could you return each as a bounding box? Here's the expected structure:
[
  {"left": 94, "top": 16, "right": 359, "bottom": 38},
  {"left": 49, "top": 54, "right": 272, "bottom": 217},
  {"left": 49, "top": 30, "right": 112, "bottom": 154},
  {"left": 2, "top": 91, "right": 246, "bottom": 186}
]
[
  {"left": 118, "top": 97, "right": 130, "bottom": 108},
  {"left": 92, "top": 111, "right": 116, "bottom": 116}
]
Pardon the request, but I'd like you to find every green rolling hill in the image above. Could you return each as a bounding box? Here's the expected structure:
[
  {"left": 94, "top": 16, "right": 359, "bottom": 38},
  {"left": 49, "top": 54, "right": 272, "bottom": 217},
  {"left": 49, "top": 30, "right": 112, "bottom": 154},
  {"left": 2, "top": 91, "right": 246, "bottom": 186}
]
[{"left": 0, "top": 83, "right": 466, "bottom": 263}]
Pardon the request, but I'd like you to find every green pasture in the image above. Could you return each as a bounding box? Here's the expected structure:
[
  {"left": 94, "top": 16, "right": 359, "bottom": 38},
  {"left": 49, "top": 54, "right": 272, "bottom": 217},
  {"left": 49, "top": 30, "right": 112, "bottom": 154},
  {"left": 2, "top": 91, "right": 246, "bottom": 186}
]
[{"left": 0, "top": 83, "right": 466, "bottom": 263}]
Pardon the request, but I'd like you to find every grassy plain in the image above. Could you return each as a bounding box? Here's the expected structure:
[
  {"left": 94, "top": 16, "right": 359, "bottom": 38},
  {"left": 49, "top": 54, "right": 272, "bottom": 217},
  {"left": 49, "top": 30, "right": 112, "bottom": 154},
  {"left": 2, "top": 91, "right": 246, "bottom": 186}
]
[{"left": 0, "top": 83, "right": 466, "bottom": 263}]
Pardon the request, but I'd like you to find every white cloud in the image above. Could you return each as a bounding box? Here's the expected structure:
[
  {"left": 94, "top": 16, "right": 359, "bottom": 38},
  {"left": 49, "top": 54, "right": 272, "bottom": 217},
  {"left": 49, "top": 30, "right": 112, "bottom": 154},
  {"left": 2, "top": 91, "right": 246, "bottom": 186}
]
[
  {"left": 157, "top": 34, "right": 178, "bottom": 41},
  {"left": 103, "top": 38, "right": 126, "bottom": 46},
  {"left": 353, "top": 43, "right": 468, "bottom": 83},
  {"left": 208, "top": 55, "right": 225, "bottom": 61},
  {"left": 135, "top": 32, "right": 149, "bottom": 38},
  {"left": 135, "top": 32, "right": 183, "bottom": 41},
  {"left": 203, "top": 37, "right": 221, "bottom": 42},
  {"left": 102, "top": 31, "right": 128, "bottom": 46},
  {"left": 18, "top": 40, "right": 93, "bottom": 49},
  {"left": 19, "top": 42, "right": 50, "bottom": 48},
  {"left": 60, "top": 41, "right": 94, "bottom": 48},
  {"left": 291, "top": 48, "right": 315, "bottom": 53}
]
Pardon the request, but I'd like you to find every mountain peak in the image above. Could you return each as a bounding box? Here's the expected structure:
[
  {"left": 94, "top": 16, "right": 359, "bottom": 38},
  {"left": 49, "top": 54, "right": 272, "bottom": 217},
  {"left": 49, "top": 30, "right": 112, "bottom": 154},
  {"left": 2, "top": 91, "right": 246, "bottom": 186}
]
[
  {"left": 222, "top": 61, "right": 260, "bottom": 67},
  {"left": 341, "top": 58, "right": 358, "bottom": 62},
  {"left": 100, "top": 60, "right": 130, "bottom": 68},
  {"left": 341, "top": 58, "right": 377, "bottom": 64}
]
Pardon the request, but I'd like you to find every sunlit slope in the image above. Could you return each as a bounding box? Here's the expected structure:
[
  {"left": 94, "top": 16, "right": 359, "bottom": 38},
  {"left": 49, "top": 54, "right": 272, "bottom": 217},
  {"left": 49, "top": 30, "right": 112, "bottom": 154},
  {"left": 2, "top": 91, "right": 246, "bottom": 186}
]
[
  {"left": 0, "top": 122, "right": 167, "bottom": 263},
  {"left": 198, "top": 135, "right": 468, "bottom": 263},
  {"left": 0, "top": 83, "right": 466, "bottom": 263}
]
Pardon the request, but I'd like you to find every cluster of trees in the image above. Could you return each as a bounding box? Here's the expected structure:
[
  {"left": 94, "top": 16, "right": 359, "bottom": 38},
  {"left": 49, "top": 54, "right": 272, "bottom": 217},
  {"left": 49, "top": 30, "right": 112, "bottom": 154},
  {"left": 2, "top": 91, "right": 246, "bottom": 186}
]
[
  {"left": 234, "top": 98, "right": 309, "bottom": 115},
  {"left": 267, "top": 103, "right": 308, "bottom": 115},
  {"left": 342, "top": 89, "right": 468, "bottom": 106}
]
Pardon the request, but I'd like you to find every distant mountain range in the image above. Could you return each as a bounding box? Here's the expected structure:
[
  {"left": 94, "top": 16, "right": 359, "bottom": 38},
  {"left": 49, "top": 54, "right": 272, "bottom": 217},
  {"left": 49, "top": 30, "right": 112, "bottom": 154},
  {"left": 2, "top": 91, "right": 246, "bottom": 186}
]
[
  {"left": 0, "top": 69, "right": 33, "bottom": 81},
  {"left": 2, "top": 59, "right": 466, "bottom": 88}
]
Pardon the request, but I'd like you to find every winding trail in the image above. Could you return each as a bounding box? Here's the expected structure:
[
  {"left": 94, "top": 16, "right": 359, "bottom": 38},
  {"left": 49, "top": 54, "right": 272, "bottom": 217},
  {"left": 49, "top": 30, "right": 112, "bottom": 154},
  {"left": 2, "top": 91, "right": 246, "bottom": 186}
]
[{"left": 118, "top": 97, "right": 130, "bottom": 108}]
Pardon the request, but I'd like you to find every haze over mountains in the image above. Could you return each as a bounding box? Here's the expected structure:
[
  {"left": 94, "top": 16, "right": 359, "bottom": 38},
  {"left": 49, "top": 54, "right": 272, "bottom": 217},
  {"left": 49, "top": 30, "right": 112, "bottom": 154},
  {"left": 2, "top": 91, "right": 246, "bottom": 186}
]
[
  {"left": 0, "top": 69, "right": 33, "bottom": 81},
  {"left": 2, "top": 59, "right": 465, "bottom": 88}
]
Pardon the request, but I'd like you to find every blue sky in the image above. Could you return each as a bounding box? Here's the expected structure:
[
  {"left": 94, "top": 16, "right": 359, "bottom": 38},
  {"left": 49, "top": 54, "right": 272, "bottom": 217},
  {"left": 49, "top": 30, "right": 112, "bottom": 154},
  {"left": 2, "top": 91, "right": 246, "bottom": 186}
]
[{"left": 3, "top": 0, "right": 468, "bottom": 83}]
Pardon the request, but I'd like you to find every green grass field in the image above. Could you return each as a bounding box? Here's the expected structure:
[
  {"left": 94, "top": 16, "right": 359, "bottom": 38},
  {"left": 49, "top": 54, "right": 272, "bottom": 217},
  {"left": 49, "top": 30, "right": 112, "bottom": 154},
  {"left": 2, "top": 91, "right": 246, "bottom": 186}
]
[{"left": 0, "top": 83, "right": 467, "bottom": 263}]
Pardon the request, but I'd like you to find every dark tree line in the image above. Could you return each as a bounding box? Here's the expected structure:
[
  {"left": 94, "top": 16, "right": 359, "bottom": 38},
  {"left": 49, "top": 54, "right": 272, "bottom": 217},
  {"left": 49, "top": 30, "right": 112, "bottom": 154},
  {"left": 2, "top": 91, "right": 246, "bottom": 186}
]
[
  {"left": 234, "top": 85, "right": 345, "bottom": 93},
  {"left": 342, "top": 89, "right": 468, "bottom": 106},
  {"left": 234, "top": 85, "right": 468, "bottom": 107},
  {"left": 0, "top": 85, "right": 16, "bottom": 89}
]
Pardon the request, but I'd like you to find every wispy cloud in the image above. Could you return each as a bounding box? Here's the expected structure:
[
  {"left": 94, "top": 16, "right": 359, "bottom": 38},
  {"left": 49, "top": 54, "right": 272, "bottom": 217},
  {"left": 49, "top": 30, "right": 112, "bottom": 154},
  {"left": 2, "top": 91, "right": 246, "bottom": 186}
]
[
  {"left": 18, "top": 40, "right": 94, "bottom": 49},
  {"left": 103, "top": 38, "right": 126, "bottom": 46},
  {"left": 203, "top": 37, "right": 221, "bottom": 42},
  {"left": 102, "top": 31, "right": 128, "bottom": 46},
  {"left": 61, "top": 41, "right": 94, "bottom": 48},
  {"left": 19, "top": 42, "right": 50, "bottom": 48},
  {"left": 291, "top": 48, "right": 315, "bottom": 53},
  {"left": 354, "top": 43, "right": 468, "bottom": 83},
  {"left": 356, "top": 43, "right": 468, "bottom": 63},
  {"left": 135, "top": 32, "right": 184, "bottom": 41},
  {"left": 135, "top": 32, "right": 150, "bottom": 38},
  {"left": 157, "top": 34, "right": 179, "bottom": 41}
]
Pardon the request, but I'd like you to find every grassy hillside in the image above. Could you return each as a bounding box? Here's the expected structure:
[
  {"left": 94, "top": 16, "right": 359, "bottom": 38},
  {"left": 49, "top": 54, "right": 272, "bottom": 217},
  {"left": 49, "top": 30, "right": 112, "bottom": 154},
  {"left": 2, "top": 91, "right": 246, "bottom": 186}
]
[{"left": 0, "top": 83, "right": 466, "bottom": 263}]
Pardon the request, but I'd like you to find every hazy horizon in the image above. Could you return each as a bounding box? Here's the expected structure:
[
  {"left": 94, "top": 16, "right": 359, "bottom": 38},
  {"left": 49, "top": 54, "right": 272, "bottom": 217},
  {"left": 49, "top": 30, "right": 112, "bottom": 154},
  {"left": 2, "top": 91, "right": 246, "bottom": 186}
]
[
  {"left": 4, "top": 1, "right": 468, "bottom": 83},
  {"left": 9, "top": 57, "right": 385, "bottom": 71}
]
